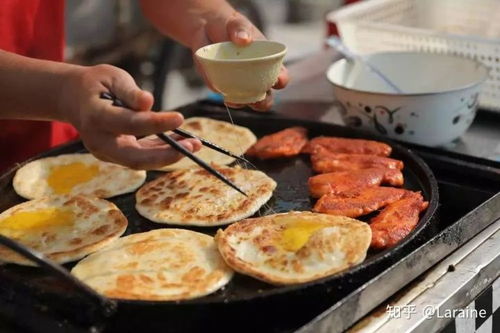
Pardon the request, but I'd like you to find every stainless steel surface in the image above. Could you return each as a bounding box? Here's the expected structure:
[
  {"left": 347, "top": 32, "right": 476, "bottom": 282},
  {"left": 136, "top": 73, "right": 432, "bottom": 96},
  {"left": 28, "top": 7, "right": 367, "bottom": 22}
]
[
  {"left": 277, "top": 50, "right": 500, "bottom": 162},
  {"left": 350, "top": 218, "right": 500, "bottom": 333},
  {"left": 296, "top": 193, "right": 500, "bottom": 333}
]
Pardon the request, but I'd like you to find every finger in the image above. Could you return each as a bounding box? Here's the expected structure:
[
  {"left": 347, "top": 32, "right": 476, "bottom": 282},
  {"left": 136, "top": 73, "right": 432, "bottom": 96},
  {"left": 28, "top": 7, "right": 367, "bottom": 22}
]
[
  {"left": 132, "top": 133, "right": 182, "bottom": 145},
  {"left": 180, "top": 138, "right": 202, "bottom": 152},
  {"left": 108, "top": 68, "right": 154, "bottom": 111},
  {"left": 94, "top": 135, "right": 201, "bottom": 170},
  {"left": 226, "top": 12, "right": 254, "bottom": 46},
  {"left": 273, "top": 66, "right": 290, "bottom": 89},
  {"left": 249, "top": 91, "right": 273, "bottom": 112},
  {"left": 96, "top": 105, "right": 185, "bottom": 136},
  {"left": 138, "top": 136, "right": 202, "bottom": 152}
]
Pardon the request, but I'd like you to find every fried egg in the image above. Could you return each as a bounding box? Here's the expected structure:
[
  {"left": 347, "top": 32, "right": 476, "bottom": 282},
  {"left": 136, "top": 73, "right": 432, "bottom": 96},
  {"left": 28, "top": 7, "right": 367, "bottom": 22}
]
[
  {"left": 71, "top": 229, "right": 233, "bottom": 301},
  {"left": 13, "top": 153, "right": 146, "bottom": 199},
  {"left": 0, "top": 195, "right": 127, "bottom": 265},
  {"left": 215, "top": 211, "right": 371, "bottom": 285},
  {"left": 136, "top": 166, "right": 276, "bottom": 226},
  {"left": 153, "top": 117, "right": 257, "bottom": 170}
]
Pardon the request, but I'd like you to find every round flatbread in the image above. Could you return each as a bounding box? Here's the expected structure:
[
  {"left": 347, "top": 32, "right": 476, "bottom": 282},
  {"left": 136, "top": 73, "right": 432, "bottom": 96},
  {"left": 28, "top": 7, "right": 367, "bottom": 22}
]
[
  {"left": 71, "top": 229, "right": 233, "bottom": 301},
  {"left": 0, "top": 195, "right": 127, "bottom": 265},
  {"left": 154, "top": 117, "right": 256, "bottom": 170},
  {"left": 13, "top": 153, "right": 146, "bottom": 199},
  {"left": 216, "top": 211, "right": 371, "bottom": 285},
  {"left": 136, "top": 166, "right": 276, "bottom": 226}
]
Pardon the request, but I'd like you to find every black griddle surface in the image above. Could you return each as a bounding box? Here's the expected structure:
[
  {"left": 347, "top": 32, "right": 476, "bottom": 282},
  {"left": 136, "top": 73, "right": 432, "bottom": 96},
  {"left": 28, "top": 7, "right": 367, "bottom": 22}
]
[{"left": 0, "top": 102, "right": 441, "bottom": 332}]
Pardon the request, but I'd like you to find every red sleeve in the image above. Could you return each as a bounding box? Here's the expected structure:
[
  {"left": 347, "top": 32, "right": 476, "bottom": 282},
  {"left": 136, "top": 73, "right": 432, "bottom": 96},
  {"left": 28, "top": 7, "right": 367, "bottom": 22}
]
[{"left": 0, "top": 0, "right": 78, "bottom": 173}]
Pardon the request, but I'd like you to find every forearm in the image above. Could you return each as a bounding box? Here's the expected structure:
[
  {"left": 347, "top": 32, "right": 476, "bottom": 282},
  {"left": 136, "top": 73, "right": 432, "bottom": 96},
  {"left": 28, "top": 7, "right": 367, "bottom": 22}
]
[
  {"left": 140, "top": 0, "right": 236, "bottom": 49},
  {"left": 0, "top": 50, "right": 81, "bottom": 121}
]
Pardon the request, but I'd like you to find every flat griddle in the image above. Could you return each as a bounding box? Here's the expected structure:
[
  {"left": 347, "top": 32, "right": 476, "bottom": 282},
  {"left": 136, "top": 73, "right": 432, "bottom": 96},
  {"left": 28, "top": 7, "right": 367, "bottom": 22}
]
[{"left": 0, "top": 102, "right": 438, "bottom": 332}]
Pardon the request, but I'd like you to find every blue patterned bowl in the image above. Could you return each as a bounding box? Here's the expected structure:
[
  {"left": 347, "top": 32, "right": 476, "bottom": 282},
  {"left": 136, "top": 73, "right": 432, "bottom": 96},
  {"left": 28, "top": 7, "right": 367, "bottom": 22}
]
[{"left": 326, "top": 52, "right": 489, "bottom": 146}]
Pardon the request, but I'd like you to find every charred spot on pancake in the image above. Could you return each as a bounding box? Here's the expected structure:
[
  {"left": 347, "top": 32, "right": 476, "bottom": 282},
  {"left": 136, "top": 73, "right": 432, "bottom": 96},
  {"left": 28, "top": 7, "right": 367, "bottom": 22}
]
[
  {"left": 92, "top": 225, "right": 110, "bottom": 235},
  {"left": 174, "top": 192, "right": 189, "bottom": 199},
  {"left": 160, "top": 197, "right": 173, "bottom": 208},
  {"left": 127, "top": 240, "right": 158, "bottom": 255},
  {"left": 156, "top": 271, "right": 166, "bottom": 281},
  {"left": 220, "top": 168, "right": 237, "bottom": 176},
  {"left": 63, "top": 196, "right": 99, "bottom": 214},
  {"left": 182, "top": 266, "right": 206, "bottom": 283},
  {"left": 118, "top": 262, "right": 139, "bottom": 270},
  {"left": 169, "top": 171, "right": 185, "bottom": 181},
  {"left": 70, "top": 238, "right": 82, "bottom": 245},
  {"left": 208, "top": 188, "right": 220, "bottom": 195},
  {"left": 45, "top": 233, "right": 57, "bottom": 242},
  {"left": 186, "top": 121, "right": 202, "bottom": 131},
  {"left": 262, "top": 245, "right": 277, "bottom": 254},
  {"left": 115, "top": 274, "right": 136, "bottom": 290},
  {"left": 139, "top": 274, "right": 154, "bottom": 284},
  {"left": 93, "top": 189, "right": 109, "bottom": 197},
  {"left": 139, "top": 198, "right": 154, "bottom": 206},
  {"left": 217, "top": 213, "right": 228, "bottom": 220},
  {"left": 238, "top": 199, "right": 252, "bottom": 210},
  {"left": 195, "top": 169, "right": 210, "bottom": 176},
  {"left": 108, "top": 209, "right": 126, "bottom": 225}
]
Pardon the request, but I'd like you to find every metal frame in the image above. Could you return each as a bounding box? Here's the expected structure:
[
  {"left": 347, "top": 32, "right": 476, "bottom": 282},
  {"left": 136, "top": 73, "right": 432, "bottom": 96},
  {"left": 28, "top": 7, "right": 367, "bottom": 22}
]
[{"left": 297, "top": 177, "right": 500, "bottom": 332}]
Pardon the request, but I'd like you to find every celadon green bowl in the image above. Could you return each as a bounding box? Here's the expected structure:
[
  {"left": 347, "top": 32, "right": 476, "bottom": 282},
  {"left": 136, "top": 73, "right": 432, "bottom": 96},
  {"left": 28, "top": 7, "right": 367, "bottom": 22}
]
[{"left": 195, "top": 40, "right": 287, "bottom": 104}]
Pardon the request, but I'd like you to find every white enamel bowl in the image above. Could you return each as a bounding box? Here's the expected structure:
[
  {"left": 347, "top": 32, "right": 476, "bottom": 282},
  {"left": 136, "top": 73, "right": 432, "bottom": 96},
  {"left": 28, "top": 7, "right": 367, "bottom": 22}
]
[
  {"left": 326, "top": 52, "right": 489, "bottom": 146},
  {"left": 195, "top": 41, "right": 286, "bottom": 104}
]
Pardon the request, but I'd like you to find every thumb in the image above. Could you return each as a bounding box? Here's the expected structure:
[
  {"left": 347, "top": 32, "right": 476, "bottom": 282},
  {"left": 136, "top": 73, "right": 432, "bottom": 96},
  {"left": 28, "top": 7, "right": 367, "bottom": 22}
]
[
  {"left": 226, "top": 13, "right": 254, "bottom": 46},
  {"left": 111, "top": 71, "right": 154, "bottom": 111}
]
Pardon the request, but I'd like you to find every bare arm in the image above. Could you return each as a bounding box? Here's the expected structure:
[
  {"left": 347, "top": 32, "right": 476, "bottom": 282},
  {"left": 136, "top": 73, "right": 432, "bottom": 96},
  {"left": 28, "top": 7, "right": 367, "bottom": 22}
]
[
  {"left": 140, "top": 0, "right": 237, "bottom": 50},
  {"left": 0, "top": 50, "right": 75, "bottom": 121},
  {"left": 0, "top": 50, "right": 200, "bottom": 169}
]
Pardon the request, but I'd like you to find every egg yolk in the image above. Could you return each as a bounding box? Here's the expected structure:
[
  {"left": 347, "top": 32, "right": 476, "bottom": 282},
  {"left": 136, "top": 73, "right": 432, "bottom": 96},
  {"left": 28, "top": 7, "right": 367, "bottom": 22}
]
[
  {"left": 0, "top": 208, "right": 74, "bottom": 238},
  {"left": 47, "top": 162, "right": 99, "bottom": 194},
  {"left": 276, "top": 218, "right": 327, "bottom": 252}
]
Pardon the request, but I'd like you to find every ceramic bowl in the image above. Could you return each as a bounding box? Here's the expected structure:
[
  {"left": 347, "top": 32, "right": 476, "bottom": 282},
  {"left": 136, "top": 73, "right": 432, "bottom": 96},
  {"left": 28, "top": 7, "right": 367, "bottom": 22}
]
[
  {"left": 326, "top": 52, "right": 489, "bottom": 146},
  {"left": 195, "top": 41, "right": 286, "bottom": 104}
]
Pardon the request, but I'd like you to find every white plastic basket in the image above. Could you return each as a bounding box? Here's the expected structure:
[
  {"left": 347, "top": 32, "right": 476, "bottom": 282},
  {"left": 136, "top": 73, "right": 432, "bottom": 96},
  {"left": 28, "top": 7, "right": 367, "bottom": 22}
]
[{"left": 328, "top": 0, "right": 500, "bottom": 112}]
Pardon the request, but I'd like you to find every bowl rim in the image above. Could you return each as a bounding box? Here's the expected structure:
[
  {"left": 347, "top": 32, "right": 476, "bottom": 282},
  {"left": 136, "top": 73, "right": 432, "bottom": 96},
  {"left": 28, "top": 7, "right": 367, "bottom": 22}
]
[
  {"left": 326, "top": 51, "right": 490, "bottom": 97},
  {"left": 194, "top": 40, "right": 287, "bottom": 63}
]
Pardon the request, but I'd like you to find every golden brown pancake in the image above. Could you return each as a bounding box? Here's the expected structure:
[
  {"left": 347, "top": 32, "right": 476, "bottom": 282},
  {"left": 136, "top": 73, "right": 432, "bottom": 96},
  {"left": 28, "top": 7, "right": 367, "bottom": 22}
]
[
  {"left": 0, "top": 195, "right": 127, "bottom": 265},
  {"left": 71, "top": 229, "right": 233, "bottom": 301},
  {"left": 216, "top": 211, "right": 371, "bottom": 285}
]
